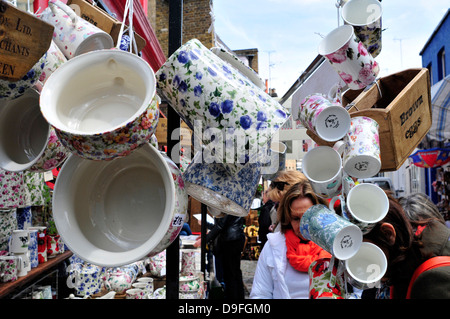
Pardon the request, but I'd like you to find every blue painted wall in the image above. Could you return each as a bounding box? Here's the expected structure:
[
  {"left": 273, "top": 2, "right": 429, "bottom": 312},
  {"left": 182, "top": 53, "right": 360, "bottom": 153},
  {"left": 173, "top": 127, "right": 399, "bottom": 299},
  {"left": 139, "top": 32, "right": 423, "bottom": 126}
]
[{"left": 420, "top": 10, "right": 450, "bottom": 85}]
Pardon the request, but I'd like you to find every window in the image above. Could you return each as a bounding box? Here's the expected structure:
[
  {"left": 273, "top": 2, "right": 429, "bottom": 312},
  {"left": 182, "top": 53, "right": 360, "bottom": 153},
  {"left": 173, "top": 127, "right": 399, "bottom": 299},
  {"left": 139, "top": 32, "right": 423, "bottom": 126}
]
[{"left": 437, "top": 47, "right": 446, "bottom": 81}]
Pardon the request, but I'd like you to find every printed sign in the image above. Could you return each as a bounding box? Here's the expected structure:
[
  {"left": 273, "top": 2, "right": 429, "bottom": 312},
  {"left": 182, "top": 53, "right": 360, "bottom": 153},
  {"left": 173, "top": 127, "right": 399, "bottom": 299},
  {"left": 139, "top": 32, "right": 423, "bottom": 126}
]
[{"left": 0, "top": 0, "right": 53, "bottom": 81}]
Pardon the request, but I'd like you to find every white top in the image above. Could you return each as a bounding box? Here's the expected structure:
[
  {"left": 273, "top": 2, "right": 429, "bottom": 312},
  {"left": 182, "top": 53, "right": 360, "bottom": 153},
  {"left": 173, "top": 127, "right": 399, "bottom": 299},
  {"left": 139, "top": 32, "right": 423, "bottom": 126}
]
[{"left": 250, "top": 231, "right": 310, "bottom": 299}]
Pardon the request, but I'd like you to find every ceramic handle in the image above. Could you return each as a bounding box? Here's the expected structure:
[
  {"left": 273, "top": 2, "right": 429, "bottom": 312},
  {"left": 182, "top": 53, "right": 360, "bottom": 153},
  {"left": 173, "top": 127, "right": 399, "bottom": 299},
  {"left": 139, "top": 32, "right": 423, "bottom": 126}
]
[{"left": 49, "top": 0, "right": 78, "bottom": 24}]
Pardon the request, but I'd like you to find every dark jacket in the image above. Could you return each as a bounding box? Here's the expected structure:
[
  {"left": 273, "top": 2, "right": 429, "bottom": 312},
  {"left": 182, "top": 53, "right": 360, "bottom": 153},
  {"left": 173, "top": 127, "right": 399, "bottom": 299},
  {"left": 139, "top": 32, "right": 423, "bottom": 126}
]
[
  {"left": 205, "top": 214, "right": 245, "bottom": 253},
  {"left": 395, "top": 220, "right": 450, "bottom": 299}
]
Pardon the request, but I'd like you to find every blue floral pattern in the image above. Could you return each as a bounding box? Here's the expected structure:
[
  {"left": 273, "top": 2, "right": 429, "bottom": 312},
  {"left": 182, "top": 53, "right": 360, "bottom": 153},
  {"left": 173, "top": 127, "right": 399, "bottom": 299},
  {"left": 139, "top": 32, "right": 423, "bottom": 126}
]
[
  {"left": 182, "top": 151, "right": 261, "bottom": 217},
  {"left": 156, "top": 39, "right": 290, "bottom": 173}
]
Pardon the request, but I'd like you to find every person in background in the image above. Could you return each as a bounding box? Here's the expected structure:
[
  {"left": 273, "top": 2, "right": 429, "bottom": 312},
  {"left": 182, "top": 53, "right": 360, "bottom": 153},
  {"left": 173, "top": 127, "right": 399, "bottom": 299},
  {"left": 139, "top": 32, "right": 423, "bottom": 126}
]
[
  {"left": 363, "top": 192, "right": 450, "bottom": 299},
  {"left": 250, "top": 180, "right": 331, "bottom": 299},
  {"left": 194, "top": 214, "right": 246, "bottom": 299},
  {"left": 258, "top": 189, "right": 274, "bottom": 249},
  {"left": 266, "top": 170, "right": 310, "bottom": 232},
  {"left": 398, "top": 192, "right": 446, "bottom": 226}
]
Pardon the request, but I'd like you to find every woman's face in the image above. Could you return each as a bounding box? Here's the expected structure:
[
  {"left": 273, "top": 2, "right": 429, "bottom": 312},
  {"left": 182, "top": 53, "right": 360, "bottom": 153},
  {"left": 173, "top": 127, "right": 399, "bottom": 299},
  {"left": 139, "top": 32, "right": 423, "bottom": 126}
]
[{"left": 290, "top": 196, "right": 314, "bottom": 240}]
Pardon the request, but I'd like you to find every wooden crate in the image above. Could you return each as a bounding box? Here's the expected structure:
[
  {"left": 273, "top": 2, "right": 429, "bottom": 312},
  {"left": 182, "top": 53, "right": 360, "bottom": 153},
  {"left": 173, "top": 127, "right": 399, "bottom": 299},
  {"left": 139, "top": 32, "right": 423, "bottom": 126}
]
[{"left": 306, "top": 68, "right": 432, "bottom": 172}]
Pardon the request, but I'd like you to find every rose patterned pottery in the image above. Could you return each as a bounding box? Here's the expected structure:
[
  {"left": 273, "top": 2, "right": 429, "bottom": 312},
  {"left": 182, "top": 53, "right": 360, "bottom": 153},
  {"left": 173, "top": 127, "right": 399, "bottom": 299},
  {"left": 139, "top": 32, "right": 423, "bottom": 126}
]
[
  {"left": 341, "top": 116, "right": 381, "bottom": 178},
  {"left": 0, "top": 54, "right": 46, "bottom": 100},
  {"left": 52, "top": 143, "right": 175, "bottom": 267},
  {"left": 345, "top": 242, "right": 387, "bottom": 290},
  {"left": 308, "top": 258, "right": 345, "bottom": 299},
  {"left": 0, "top": 171, "right": 26, "bottom": 210},
  {"left": 0, "top": 89, "right": 68, "bottom": 172},
  {"left": 148, "top": 251, "right": 166, "bottom": 277},
  {"left": 146, "top": 149, "right": 188, "bottom": 257},
  {"left": 40, "top": 49, "right": 159, "bottom": 161},
  {"left": 0, "top": 255, "right": 21, "bottom": 282},
  {"left": 342, "top": 0, "right": 382, "bottom": 58},
  {"left": 299, "top": 204, "right": 362, "bottom": 260},
  {"left": 179, "top": 275, "right": 200, "bottom": 292},
  {"left": 39, "top": 0, "right": 114, "bottom": 59},
  {"left": 319, "top": 25, "right": 380, "bottom": 90},
  {"left": 156, "top": 39, "right": 289, "bottom": 174},
  {"left": 298, "top": 94, "right": 351, "bottom": 142},
  {"left": 182, "top": 151, "right": 261, "bottom": 217},
  {"left": 180, "top": 249, "right": 197, "bottom": 276}
]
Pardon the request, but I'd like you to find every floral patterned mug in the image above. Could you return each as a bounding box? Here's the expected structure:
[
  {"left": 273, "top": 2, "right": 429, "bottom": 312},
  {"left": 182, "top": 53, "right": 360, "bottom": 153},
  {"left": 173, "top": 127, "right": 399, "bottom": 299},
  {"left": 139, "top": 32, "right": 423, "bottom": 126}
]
[
  {"left": 0, "top": 255, "right": 21, "bottom": 282},
  {"left": 299, "top": 204, "right": 362, "bottom": 260},
  {"left": 319, "top": 25, "right": 380, "bottom": 90},
  {"left": 341, "top": 0, "right": 382, "bottom": 58},
  {"left": 340, "top": 116, "right": 381, "bottom": 179},
  {"left": 39, "top": 0, "right": 114, "bottom": 59},
  {"left": 298, "top": 94, "right": 351, "bottom": 142},
  {"left": 156, "top": 38, "right": 289, "bottom": 174}
]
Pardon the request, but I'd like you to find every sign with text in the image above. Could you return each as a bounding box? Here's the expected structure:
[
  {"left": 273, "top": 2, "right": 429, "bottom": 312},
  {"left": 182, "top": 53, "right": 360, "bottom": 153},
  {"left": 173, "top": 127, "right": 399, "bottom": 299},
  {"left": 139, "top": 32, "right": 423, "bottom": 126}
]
[{"left": 0, "top": 0, "right": 53, "bottom": 81}]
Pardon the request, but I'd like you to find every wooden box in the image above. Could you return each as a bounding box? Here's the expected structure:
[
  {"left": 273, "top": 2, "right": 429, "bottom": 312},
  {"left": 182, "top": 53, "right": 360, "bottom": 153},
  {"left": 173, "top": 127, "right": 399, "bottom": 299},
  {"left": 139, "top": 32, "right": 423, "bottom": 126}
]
[{"left": 306, "top": 68, "right": 432, "bottom": 172}]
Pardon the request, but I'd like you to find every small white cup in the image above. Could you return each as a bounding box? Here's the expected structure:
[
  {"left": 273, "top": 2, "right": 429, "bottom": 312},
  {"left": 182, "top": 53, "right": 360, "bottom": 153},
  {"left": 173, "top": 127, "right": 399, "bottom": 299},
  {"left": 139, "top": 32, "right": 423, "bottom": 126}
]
[
  {"left": 345, "top": 242, "right": 387, "bottom": 290},
  {"left": 302, "top": 146, "right": 343, "bottom": 199},
  {"left": 329, "top": 182, "right": 388, "bottom": 234}
]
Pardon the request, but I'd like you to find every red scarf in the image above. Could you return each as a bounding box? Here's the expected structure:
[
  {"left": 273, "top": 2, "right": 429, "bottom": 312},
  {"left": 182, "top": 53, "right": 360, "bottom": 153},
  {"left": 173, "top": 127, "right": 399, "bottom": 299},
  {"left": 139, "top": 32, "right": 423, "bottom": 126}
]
[{"left": 285, "top": 229, "right": 332, "bottom": 272}]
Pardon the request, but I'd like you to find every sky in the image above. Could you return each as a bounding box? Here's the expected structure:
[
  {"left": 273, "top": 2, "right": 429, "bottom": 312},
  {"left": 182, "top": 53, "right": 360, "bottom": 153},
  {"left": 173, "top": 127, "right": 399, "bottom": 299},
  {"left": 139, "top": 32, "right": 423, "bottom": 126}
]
[{"left": 212, "top": 0, "right": 449, "bottom": 99}]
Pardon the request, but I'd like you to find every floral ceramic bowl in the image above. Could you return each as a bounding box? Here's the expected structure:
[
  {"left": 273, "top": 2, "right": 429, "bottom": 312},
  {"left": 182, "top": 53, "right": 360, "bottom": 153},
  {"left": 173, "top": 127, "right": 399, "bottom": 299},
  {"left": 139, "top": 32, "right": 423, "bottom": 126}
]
[
  {"left": 156, "top": 39, "right": 289, "bottom": 173},
  {"left": 40, "top": 49, "right": 159, "bottom": 161},
  {"left": 147, "top": 150, "right": 188, "bottom": 257},
  {"left": 0, "top": 89, "right": 68, "bottom": 172}
]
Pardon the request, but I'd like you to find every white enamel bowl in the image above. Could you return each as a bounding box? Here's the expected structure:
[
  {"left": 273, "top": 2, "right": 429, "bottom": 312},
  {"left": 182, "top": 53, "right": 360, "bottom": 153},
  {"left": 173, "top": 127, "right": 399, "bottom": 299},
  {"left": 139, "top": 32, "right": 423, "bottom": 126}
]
[{"left": 53, "top": 143, "right": 175, "bottom": 267}]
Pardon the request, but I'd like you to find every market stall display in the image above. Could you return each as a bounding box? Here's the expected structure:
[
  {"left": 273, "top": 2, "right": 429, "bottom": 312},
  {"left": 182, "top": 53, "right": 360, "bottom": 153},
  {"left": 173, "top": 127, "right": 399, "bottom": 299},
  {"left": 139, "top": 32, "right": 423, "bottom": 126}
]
[{"left": 0, "top": 0, "right": 438, "bottom": 300}]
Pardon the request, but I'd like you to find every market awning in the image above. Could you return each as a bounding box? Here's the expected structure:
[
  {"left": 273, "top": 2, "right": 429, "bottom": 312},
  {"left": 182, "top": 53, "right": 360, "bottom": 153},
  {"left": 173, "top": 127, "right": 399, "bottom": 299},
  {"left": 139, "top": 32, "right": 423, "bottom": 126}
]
[
  {"left": 427, "top": 74, "right": 450, "bottom": 142},
  {"left": 409, "top": 147, "right": 450, "bottom": 168}
]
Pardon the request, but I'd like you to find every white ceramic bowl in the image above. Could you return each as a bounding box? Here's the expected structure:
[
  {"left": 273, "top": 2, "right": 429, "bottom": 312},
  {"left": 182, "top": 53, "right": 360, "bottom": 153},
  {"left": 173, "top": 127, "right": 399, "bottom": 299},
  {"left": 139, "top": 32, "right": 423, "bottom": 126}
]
[{"left": 53, "top": 143, "right": 175, "bottom": 267}]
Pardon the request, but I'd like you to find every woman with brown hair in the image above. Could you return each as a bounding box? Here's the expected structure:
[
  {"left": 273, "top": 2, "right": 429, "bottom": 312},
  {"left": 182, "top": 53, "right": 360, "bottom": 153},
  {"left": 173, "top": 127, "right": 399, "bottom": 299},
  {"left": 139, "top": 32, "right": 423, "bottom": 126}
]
[
  {"left": 250, "top": 180, "right": 331, "bottom": 299},
  {"left": 363, "top": 192, "right": 450, "bottom": 299},
  {"left": 266, "top": 170, "right": 310, "bottom": 231}
]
